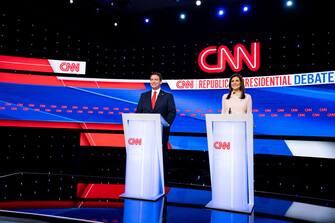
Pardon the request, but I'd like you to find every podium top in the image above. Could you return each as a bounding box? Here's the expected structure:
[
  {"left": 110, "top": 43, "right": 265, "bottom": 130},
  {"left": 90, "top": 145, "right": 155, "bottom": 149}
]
[
  {"left": 205, "top": 114, "right": 253, "bottom": 122},
  {"left": 122, "top": 113, "right": 169, "bottom": 127}
]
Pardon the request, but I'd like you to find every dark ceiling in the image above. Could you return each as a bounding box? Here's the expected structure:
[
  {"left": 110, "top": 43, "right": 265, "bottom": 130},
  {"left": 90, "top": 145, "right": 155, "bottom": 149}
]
[{"left": 0, "top": 0, "right": 332, "bottom": 54}]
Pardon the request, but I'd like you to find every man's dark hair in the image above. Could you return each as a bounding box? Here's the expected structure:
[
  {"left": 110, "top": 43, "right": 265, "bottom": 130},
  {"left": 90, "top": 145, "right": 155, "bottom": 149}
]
[{"left": 150, "top": 72, "right": 163, "bottom": 81}]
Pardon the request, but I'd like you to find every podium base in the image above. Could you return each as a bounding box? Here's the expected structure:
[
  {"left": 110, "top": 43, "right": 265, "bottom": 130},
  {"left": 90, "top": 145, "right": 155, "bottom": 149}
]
[
  {"left": 120, "top": 193, "right": 165, "bottom": 202},
  {"left": 206, "top": 200, "right": 254, "bottom": 214}
]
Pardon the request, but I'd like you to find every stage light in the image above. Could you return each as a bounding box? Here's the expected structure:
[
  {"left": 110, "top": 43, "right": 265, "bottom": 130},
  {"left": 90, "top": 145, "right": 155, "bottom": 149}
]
[
  {"left": 144, "top": 17, "right": 150, "bottom": 24},
  {"left": 216, "top": 8, "right": 225, "bottom": 17},
  {"left": 242, "top": 4, "right": 250, "bottom": 13},
  {"left": 195, "top": 0, "right": 202, "bottom": 6},
  {"left": 114, "top": 22, "right": 118, "bottom": 27},
  {"left": 179, "top": 13, "right": 186, "bottom": 20},
  {"left": 286, "top": 0, "right": 293, "bottom": 7},
  {"left": 70, "top": 0, "right": 73, "bottom": 4}
]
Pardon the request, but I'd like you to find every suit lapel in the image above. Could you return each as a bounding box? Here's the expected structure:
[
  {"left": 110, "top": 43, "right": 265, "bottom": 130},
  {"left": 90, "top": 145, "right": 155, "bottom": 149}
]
[{"left": 147, "top": 91, "right": 153, "bottom": 111}]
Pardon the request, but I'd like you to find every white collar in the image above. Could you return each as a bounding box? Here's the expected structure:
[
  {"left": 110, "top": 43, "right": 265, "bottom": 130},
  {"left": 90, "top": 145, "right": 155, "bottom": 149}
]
[{"left": 152, "top": 88, "right": 161, "bottom": 97}]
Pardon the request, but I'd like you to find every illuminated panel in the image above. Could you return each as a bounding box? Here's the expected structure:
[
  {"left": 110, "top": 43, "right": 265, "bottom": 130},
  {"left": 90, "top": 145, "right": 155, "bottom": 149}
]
[
  {"left": 0, "top": 120, "right": 123, "bottom": 130},
  {"left": 0, "top": 201, "right": 77, "bottom": 208},
  {"left": 0, "top": 55, "right": 86, "bottom": 74},
  {"left": 1, "top": 72, "right": 334, "bottom": 157},
  {"left": 0, "top": 72, "right": 146, "bottom": 89},
  {"left": 76, "top": 184, "right": 171, "bottom": 199},
  {"left": 198, "top": 42, "right": 260, "bottom": 73},
  {"left": 80, "top": 133, "right": 125, "bottom": 147},
  {"left": 77, "top": 183, "right": 125, "bottom": 199},
  {"left": 0, "top": 201, "right": 123, "bottom": 208},
  {"left": 0, "top": 55, "right": 53, "bottom": 72}
]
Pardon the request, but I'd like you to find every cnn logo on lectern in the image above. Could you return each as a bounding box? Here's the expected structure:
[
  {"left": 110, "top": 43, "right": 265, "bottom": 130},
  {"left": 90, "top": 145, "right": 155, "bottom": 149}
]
[
  {"left": 128, "top": 138, "right": 142, "bottom": 146},
  {"left": 214, "top": 141, "right": 231, "bottom": 150}
]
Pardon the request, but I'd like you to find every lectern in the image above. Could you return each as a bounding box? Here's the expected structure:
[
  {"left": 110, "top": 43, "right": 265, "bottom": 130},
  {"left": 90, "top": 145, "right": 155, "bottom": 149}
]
[
  {"left": 120, "top": 113, "right": 168, "bottom": 201},
  {"left": 205, "top": 114, "right": 254, "bottom": 213}
]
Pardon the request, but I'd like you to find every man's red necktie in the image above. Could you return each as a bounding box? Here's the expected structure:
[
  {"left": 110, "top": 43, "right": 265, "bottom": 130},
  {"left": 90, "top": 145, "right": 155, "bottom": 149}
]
[{"left": 151, "top": 91, "right": 157, "bottom": 109}]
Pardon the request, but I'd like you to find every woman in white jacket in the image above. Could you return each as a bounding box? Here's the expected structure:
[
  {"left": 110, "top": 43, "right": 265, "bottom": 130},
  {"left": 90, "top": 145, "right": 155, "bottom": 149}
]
[{"left": 222, "top": 74, "right": 252, "bottom": 114}]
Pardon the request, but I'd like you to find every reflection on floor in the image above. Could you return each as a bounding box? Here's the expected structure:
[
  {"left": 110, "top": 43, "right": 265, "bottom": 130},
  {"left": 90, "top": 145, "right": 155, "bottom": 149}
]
[{"left": 1, "top": 187, "right": 335, "bottom": 223}]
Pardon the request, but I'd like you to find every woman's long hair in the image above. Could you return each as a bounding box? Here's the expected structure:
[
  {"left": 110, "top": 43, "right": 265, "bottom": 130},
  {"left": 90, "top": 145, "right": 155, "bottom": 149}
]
[{"left": 226, "top": 74, "right": 246, "bottom": 99}]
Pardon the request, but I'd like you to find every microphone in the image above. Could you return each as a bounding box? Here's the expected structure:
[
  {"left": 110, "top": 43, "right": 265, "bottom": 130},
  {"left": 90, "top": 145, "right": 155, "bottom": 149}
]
[{"left": 228, "top": 108, "right": 232, "bottom": 114}]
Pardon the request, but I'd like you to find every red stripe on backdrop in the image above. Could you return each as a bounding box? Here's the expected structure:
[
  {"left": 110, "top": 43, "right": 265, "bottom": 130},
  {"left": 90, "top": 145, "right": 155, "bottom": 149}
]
[
  {"left": 76, "top": 184, "right": 171, "bottom": 199},
  {"left": 77, "top": 183, "right": 87, "bottom": 198},
  {"left": 0, "top": 72, "right": 60, "bottom": 85},
  {"left": 62, "top": 79, "right": 99, "bottom": 88},
  {"left": 0, "top": 201, "right": 124, "bottom": 208},
  {"left": 0, "top": 72, "right": 146, "bottom": 89},
  {"left": 0, "top": 201, "right": 77, "bottom": 208},
  {"left": 77, "top": 183, "right": 125, "bottom": 199},
  {"left": 78, "top": 201, "right": 124, "bottom": 208},
  {"left": 62, "top": 79, "right": 146, "bottom": 89},
  {"left": 0, "top": 120, "right": 123, "bottom": 130},
  {"left": 80, "top": 123, "right": 123, "bottom": 130},
  {"left": 80, "top": 133, "right": 125, "bottom": 147},
  {"left": 0, "top": 55, "right": 53, "bottom": 72},
  {"left": 96, "top": 82, "right": 146, "bottom": 89}
]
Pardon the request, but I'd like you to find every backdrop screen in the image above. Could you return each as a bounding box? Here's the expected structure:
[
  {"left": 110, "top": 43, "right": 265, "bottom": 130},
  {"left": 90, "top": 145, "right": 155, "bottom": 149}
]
[{"left": 0, "top": 72, "right": 334, "bottom": 138}]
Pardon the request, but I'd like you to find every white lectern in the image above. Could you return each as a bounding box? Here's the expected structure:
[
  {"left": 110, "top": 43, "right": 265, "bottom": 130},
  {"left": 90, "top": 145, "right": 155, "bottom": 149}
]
[
  {"left": 120, "top": 113, "right": 168, "bottom": 201},
  {"left": 205, "top": 114, "right": 254, "bottom": 213}
]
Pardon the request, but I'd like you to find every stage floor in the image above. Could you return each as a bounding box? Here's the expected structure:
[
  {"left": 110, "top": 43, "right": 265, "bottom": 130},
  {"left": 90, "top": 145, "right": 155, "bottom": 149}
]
[{"left": 1, "top": 186, "right": 335, "bottom": 223}]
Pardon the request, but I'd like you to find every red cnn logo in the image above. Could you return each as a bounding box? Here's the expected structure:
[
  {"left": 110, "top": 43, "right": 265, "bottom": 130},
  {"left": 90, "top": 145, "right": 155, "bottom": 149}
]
[
  {"left": 176, "top": 80, "right": 194, "bottom": 89},
  {"left": 128, "top": 138, "right": 142, "bottom": 145},
  {"left": 60, "top": 62, "right": 80, "bottom": 72},
  {"left": 198, "top": 42, "right": 260, "bottom": 73},
  {"left": 214, "top": 141, "right": 231, "bottom": 150}
]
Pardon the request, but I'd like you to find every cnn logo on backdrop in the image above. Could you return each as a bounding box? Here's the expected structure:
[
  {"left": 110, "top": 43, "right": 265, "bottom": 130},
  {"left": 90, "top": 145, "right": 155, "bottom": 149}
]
[
  {"left": 49, "top": 59, "right": 86, "bottom": 74},
  {"left": 128, "top": 138, "right": 142, "bottom": 146},
  {"left": 60, "top": 62, "right": 81, "bottom": 72},
  {"left": 213, "top": 141, "right": 231, "bottom": 150},
  {"left": 198, "top": 42, "right": 260, "bottom": 73}
]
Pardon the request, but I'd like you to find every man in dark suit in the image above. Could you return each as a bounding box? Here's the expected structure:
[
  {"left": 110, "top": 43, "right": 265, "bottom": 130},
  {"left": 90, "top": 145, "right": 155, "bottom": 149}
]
[{"left": 136, "top": 72, "right": 176, "bottom": 183}]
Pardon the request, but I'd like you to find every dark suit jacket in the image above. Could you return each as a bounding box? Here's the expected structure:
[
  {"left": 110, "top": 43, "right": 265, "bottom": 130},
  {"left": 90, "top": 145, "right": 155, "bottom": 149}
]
[{"left": 136, "top": 90, "right": 176, "bottom": 125}]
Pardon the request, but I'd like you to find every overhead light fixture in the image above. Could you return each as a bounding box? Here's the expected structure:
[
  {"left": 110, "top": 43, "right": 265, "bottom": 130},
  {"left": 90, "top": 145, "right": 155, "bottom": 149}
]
[
  {"left": 179, "top": 13, "right": 186, "bottom": 20},
  {"left": 144, "top": 17, "right": 150, "bottom": 24},
  {"left": 241, "top": 4, "right": 250, "bottom": 13},
  {"left": 286, "top": 0, "right": 294, "bottom": 7},
  {"left": 216, "top": 8, "right": 225, "bottom": 17}
]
